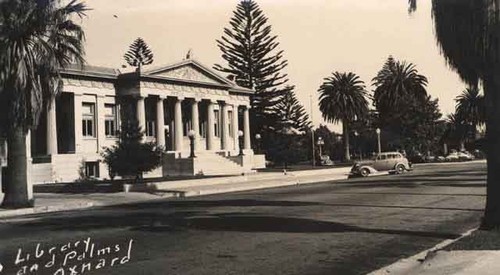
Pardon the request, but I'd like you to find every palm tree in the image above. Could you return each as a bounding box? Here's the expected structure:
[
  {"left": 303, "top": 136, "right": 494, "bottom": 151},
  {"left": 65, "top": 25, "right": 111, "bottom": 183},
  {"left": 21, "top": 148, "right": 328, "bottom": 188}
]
[
  {"left": 318, "top": 72, "right": 369, "bottom": 161},
  {"left": 443, "top": 113, "right": 468, "bottom": 151},
  {"left": 372, "top": 56, "right": 428, "bottom": 111},
  {"left": 0, "top": 0, "right": 87, "bottom": 208},
  {"left": 455, "top": 86, "right": 486, "bottom": 137},
  {"left": 410, "top": 0, "right": 500, "bottom": 228}
]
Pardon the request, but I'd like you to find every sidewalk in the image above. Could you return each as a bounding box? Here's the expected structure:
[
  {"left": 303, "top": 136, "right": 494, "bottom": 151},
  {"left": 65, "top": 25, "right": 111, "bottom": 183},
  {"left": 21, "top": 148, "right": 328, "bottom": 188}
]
[
  {"left": 0, "top": 166, "right": 352, "bottom": 219},
  {"left": 370, "top": 228, "right": 500, "bottom": 275}
]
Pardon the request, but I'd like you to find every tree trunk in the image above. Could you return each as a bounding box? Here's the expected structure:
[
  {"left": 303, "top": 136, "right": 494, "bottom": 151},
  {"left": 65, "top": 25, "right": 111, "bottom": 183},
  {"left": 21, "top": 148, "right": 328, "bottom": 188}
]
[
  {"left": 2, "top": 127, "right": 33, "bottom": 208},
  {"left": 481, "top": 72, "right": 500, "bottom": 228},
  {"left": 343, "top": 121, "right": 351, "bottom": 162}
]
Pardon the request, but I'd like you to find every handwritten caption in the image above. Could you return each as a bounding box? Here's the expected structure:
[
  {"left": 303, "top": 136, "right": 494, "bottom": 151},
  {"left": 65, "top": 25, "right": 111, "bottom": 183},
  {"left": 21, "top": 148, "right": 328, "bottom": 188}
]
[{"left": 2, "top": 237, "right": 134, "bottom": 275}]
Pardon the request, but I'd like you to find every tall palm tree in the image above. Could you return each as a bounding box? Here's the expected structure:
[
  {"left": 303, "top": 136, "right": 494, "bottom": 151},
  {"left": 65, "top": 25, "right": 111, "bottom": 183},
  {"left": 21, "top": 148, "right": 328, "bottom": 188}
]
[
  {"left": 410, "top": 0, "right": 500, "bottom": 228},
  {"left": 318, "top": 72, "right": 369, "bottom": 161},
  {"left": 372, "top": 56, "right": 428, "bottom": 111},
  {"left": 0, "top": 0, "right": 87, "bottom": 208}
]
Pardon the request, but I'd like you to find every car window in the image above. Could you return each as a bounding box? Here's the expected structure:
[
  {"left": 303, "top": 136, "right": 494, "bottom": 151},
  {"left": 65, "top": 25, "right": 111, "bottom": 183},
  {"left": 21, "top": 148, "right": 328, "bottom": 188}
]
[{"left": 380, "top": 155, "right": 387, "bottom": 160}]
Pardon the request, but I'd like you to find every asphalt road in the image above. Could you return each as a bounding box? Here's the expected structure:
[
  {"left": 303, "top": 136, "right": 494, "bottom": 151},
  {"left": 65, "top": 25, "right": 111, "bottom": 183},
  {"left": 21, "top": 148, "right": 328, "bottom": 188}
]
[{"left": 0, "top": 162, "right": 486, "bottom": 275}]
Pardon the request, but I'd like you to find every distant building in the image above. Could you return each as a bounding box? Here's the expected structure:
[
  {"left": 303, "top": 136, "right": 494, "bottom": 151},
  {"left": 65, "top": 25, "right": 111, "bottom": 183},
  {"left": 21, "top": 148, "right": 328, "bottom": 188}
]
[{"left": 2, "top": 59, "right": 265, "bottom": 184}]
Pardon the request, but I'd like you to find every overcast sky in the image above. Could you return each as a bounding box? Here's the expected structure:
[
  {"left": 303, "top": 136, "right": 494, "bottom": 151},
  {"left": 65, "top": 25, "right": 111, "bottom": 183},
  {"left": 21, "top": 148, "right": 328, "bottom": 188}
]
[{"left": 80, "top": 0, "right": 466, "bottom": 131}]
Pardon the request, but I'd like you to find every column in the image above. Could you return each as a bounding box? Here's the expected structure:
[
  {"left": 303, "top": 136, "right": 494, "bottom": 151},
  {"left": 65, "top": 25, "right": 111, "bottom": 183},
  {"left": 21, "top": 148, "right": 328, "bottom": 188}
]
[
  {"left": 206, "top": 100, "right": 215, "bottom": 151},
  {"left": 191, "top": 99, "right": 200, "bottom": 152},
  {"left": 174, "top": 97, "right": 183, "bottom": 152},
  {"left": 136, "top": 96, "right": 146, "bottom": 133},
  {"left": 232, "top": 105, "right": 240, "bottom": 151},
  {"left": 74, "top": 93, "right": 83, "bottom": 153},
  {"left": 156, "top": 96, "right": 166, "bottom": 148},
  {"left": 96, "top": 95, "right": 106, "bottom": 153},
  {"left": 26, "top": 129, "right": 33, "bottom": 200},
  {"left": 46, "top": 96, "right": 58, "bottom": 155},
  {"left": 243, "top": 106, "right": 251, "bottom": 150},
  {"left": 221, "top": 103, "right": 229, "bottom": 150}
]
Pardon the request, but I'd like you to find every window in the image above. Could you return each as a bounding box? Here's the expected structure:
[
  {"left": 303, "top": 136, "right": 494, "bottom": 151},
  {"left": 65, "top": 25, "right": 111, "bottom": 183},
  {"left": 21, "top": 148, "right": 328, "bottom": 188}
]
[
  {"left": 82, "top": 103, "right": 95, "bottom": 137},
  {"left": 85, "top": 161, "right": 99, "bottom": 178},
  {"left": 228, "top": 111, "right": 234, "bottom": 137},
  {"left": 200, "top": 121, "right": 207, "bottom": 138},
  {"left": 104, "top": 104, "right": 117, "bottom": 137},
  {"left": 214, "top": 110, "right": 221, "bottom": 137},
  {"left": 146, "top": 121, "right": 156, "bottom": 137}
]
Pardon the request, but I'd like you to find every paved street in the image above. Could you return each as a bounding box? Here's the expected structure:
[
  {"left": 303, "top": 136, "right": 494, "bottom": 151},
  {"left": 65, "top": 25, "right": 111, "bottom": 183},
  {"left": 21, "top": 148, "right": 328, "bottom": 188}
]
[{"left": 0, "top": 162, "right": 486, "bottom": 275}]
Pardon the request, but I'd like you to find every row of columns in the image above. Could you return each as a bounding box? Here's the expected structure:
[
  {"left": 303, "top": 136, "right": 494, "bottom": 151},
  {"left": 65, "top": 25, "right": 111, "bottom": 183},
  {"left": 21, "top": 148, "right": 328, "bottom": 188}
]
[
  {"left": 44, "top": 94, "right": 252, "bottom": 157},
  {"left": 137, "top": 96, "right": 251, "bottom": 153}
]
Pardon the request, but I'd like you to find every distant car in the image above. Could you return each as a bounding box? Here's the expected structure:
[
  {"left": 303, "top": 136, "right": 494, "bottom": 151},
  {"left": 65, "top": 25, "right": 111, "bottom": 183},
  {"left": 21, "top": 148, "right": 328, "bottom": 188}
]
[
  {"left": 319, "top": 155, "right": 334, "bottom": 166},
  {"left": 436, "top": 156, "right": 446, "bottom": 162},
  {"left": 350, "top": 152, "right": 412, "bottom": 177},
  {"left": 445, "top": 151, "right": 475, "bottom": 162},
  {"left": 445, "top": 152, "right": 460, "bottom": 162},
  {"left": 458, "top": 151, "right": 475, "bottom": 161}
]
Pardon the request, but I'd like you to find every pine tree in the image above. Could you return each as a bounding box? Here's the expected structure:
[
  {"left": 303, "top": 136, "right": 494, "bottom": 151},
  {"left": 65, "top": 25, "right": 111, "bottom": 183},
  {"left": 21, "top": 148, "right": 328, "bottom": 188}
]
[
  {"left": 101, "top": 120, "right": 163, "bottom": 182},
  {"left": 214, "top": 0, "right": 292, "bottom": 136},
  {"left": 124, "top": 37, "right": 154, "bottom": 70},
  {"left": 275, "top": 88, "right": 312, "bottom": 133}
]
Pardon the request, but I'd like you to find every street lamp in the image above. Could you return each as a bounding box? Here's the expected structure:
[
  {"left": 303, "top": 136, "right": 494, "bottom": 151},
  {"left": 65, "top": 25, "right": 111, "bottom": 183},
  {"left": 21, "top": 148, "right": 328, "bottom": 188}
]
[
  {"left": 376, "top": 128, "right": 381, "bottom": 155},
  {"left": 238, "top": 130, "right": 244, "bottom": 156},
  {"left": 255, "top": 133, "right": 261, "bottom": 154},
  {"left": 354, "top": 131, "right": 362, "bottom": 160},
  {"left": 317, "top": 137, "right": 324, "bottom": 157},
  {"left": 188, "top": 130, "right": 196, "bottom": 158}
]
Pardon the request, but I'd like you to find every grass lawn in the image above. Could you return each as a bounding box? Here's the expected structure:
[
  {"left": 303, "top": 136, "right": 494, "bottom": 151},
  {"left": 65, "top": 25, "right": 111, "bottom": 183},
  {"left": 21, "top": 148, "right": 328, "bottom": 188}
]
[{"left": 446, "top": 230, "right": 500, "bottom": 251}]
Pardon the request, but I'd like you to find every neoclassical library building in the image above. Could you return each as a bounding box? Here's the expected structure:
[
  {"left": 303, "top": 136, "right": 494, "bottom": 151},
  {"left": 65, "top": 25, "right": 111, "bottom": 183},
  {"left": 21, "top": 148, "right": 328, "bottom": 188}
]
[{"left": 1, "top": 58, "right": 265, "bottom": 184}]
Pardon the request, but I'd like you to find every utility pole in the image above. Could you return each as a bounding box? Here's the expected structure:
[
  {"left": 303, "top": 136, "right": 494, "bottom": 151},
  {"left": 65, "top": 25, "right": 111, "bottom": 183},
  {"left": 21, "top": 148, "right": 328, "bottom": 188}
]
[{"left": 310, "top": 95, "right": 315, "bottom": 167}]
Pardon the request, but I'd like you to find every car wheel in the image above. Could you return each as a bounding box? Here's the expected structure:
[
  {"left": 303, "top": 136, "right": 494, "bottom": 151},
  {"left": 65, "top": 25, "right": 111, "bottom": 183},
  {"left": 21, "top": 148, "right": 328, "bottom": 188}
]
[
  {"left": 360, "top": 168, "right": 370, "bottom": 177},
  {"left": 395, "top": 164, "right": 405, "bottom": 174}
]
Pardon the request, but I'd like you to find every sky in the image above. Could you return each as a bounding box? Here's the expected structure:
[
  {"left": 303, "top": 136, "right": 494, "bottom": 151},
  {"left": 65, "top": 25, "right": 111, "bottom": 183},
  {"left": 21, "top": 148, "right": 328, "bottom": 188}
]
[{"left": 79, "top": 0, "right": 466, "bottom": 132}]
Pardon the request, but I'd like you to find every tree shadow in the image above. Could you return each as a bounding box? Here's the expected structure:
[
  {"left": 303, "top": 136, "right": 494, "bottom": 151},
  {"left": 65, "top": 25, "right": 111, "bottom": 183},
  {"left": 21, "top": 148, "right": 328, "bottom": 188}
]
[
  {"left": 16, "top": 209, "right": 462, "bottom": 240},
  {"left": 110, "top": 199, "right": 322, "bottom": 210},
  {"left": 136, "top": 214, "right": 462, "bottom": 239}
]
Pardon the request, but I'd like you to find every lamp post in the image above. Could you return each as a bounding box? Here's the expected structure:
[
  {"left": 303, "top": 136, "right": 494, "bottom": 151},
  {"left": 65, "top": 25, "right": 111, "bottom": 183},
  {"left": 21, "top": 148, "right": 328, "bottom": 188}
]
[
  {"left": 255, "top": 133, "right": 261, "bottom": 154},
  {"left": 310, "top": 95, "right": 315, "bottom": 167},
  {"left": 354, "top": 131, "right": 361, "bottom": 160},
  {"left": 317, "top": 137, "right": 324, "bottom": 158},
  {"left": 238, "top": 130, "right": 244, "bottom": 156},
  {"left": 188, "top": 130, "right": 196, "bottom": 158},
  {"left": 376, "top": 128, "right": 381, "bottom": 155}
]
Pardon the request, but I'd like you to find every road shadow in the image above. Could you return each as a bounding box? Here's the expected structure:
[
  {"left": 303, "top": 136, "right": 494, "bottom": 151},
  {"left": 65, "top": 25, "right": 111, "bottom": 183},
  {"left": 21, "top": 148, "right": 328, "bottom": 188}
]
[
  {"left": 15, "top": 208, "right": 462, "bottom": 240},
  {"left": 137, "top": 214, "right": 462, "bottom": 239},
  {"left": 112, "top": 199, "right": 322, "bottom": 210}
]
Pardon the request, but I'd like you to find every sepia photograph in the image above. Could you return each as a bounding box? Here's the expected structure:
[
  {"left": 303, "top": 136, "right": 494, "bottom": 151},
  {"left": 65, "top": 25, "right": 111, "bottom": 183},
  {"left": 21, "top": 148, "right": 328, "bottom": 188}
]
[{"left": 0, "top": 0, "right": 497, "bottom": 274}]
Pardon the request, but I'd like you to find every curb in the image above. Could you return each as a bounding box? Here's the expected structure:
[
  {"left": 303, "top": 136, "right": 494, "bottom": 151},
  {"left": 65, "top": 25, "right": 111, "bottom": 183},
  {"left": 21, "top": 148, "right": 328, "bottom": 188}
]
[
  {"left": 368, "top": 227, "right": 478, "bottom": 275},
  {"left": 0, "top": 202, "right": 95, "bottom": 219}
]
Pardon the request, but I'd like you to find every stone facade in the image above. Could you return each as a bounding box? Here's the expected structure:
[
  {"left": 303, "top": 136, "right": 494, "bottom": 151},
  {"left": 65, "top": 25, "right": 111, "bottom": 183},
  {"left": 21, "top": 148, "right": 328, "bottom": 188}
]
[{"left": 15, "top": 59, "right": 265, "bottom": 183}]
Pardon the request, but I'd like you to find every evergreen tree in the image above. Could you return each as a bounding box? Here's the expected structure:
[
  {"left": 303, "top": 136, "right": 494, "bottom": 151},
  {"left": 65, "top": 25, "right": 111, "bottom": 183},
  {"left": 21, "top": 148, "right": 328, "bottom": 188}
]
[
  {"left": 124, "top": 37, "right": 154, "bottom": 70},
  {"left": 275, "top": 88, "right": 312, "bottom": 133},
  {"left": 101, "top": 120, "right": 163, "bottom": 182},
  {"left": 214, "top": 0, "right": 292, "bottom": 137}
]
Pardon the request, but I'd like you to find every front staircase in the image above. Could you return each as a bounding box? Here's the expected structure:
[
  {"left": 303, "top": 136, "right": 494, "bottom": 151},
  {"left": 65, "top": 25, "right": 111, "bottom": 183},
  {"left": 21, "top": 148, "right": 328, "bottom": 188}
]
[{"left": 163, "top": 151, "right": 254, "bottom": 176}]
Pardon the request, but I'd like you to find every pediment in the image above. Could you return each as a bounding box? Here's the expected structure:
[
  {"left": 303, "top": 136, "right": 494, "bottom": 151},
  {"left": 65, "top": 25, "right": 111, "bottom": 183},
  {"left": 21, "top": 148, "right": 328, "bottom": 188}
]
[{"left": 147, "top": 63, "right": 226, "bottom": 85}]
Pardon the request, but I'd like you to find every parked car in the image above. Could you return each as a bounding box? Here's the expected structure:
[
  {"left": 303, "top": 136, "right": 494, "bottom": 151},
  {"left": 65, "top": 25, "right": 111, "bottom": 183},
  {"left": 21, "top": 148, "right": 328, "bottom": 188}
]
[
  {"left": 445, "top": 152, "right": 460, "bottom": 162},
  {"left": 319, "top": 155, "right": 334, "bottom": 166},
  {"left": 458, "top": 151, "right": 475, "bottom": 161},
  {"left": 445, "top": 151, "right": 475, "bottom": 162},
  {"left": 350, "top": 152, "right": 412, "bottom": 177}
]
